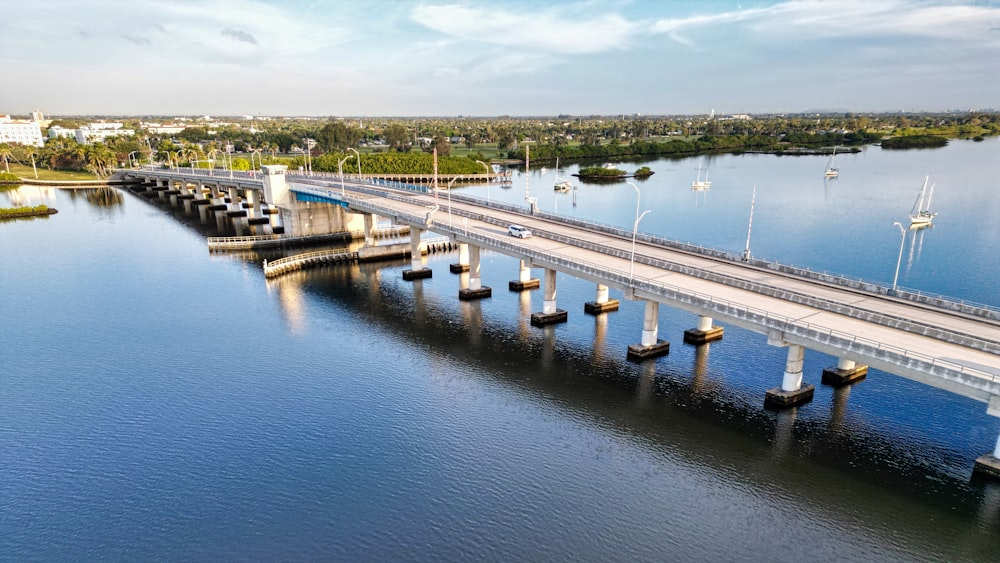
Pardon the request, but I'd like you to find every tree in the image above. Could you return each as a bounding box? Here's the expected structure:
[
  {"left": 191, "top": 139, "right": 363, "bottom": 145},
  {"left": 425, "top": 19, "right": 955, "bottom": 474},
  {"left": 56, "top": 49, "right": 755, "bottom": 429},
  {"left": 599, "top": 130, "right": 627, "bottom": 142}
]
[
  {"left": 314, "top": 121, "right": 362, "bottom": 152},
  {"left": 0, "top": 144, "right": 12, "bottom": 173},
  {"left": 427, "top": 136, "right": 451, "bottom": 157},
  {"left": 384, "top": 124, "right": 409, "bottom": 152}
]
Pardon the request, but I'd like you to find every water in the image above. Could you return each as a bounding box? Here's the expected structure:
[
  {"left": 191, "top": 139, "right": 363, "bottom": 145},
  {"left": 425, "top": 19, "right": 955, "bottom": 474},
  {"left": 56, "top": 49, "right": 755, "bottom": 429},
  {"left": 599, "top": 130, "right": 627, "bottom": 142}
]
[{"left": 2, "top": 140, "right": 999, "bottom": 561}]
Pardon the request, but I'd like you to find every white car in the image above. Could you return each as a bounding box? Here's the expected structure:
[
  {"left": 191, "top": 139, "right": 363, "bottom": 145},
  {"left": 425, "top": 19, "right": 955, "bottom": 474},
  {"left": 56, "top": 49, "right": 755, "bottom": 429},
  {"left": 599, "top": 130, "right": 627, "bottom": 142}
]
[{"left": 508, "top": 224, "right": 532, "bottom": 238}]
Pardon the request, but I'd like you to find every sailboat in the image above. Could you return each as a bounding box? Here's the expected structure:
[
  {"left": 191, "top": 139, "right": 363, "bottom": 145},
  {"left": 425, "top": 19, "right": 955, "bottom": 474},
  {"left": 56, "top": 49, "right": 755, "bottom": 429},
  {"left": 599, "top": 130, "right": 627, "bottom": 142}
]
[
  {"left": 692, "top": 163, "right": 711, "bottom": 190},
  {"left": 824, "top": 147, "right": 839, "bottom": 177},
  {"left": 908, "top": 175, "right": 937, "bottom": 226},
  {"left": 554, "top": 157, "right": 572, "bottom": 192}
]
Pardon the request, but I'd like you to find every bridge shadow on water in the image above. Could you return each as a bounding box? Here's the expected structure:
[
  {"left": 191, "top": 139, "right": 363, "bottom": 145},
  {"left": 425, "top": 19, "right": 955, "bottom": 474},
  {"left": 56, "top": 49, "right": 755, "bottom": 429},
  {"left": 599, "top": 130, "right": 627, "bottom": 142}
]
[
  {"left": 131, "top": 185, "right": 1000, "bottom": 552},
  {"left": 257, "top": 256, "right": 1000, "bottom": 552}
]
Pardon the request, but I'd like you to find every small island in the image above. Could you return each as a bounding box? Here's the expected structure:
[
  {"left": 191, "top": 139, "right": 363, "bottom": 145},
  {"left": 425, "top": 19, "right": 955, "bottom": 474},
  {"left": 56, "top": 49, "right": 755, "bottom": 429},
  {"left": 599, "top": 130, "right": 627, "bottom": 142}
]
[
  {"left": 574, "top": 165, "right": 654, "bottom": 180},
  {"left": 0, "top": 205, "right": 58, "bottom": 220},
  {"left": 880, "top": 135, "right": 949, "bottom": 149}
]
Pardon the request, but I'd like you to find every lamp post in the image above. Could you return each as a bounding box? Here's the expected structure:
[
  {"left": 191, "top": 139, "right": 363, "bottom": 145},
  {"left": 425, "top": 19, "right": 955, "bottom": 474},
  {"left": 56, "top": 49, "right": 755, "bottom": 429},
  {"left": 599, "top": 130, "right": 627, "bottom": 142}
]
[
  {"left": 446, "top": 175, "right": 463, "bottom": 226},
  {"left": 251, "top": 149, "right": 262, "bottom": 176},
  {"left": 891, "top": 221, "right": 907, "bottom": 295},
  {"left": 226, "top": 144, "right": 233, "bottom": 178},
  {"left": 476, "top": 159, "right": 491, "bottom": 203},
  {"left": 127, "top": 150, "right": 139, "bottom": 169},
  {"left": 337, "top": 153, "right": 355, "bottom": 196},
  {"left": 626, "top": 181, "right": 651, "bottom": 282},
  {"left": 347, "top": 147, "right": 361, "bottom": 182}
]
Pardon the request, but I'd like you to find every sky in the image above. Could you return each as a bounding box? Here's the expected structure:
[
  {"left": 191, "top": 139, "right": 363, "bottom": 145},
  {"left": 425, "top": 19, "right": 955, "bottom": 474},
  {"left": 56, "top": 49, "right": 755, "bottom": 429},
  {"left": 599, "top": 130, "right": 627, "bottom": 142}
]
[{"left": 1, "top": 0, "right": 999, "bottom": 117}]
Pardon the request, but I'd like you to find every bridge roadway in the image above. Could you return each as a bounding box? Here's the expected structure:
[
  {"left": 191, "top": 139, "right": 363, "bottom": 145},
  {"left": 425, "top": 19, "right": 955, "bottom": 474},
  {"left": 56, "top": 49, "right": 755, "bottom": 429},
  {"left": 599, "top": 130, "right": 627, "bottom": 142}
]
[{"left": 288, "top": 176, "right": 1000, "bottom": 406}]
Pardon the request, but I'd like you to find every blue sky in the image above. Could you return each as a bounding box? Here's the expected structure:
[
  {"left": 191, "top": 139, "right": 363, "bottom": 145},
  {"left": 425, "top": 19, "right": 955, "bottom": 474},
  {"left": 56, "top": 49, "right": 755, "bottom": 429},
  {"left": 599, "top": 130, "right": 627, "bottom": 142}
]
[{"left": 2, "top": 0, "right": 998, "bottom": 116}]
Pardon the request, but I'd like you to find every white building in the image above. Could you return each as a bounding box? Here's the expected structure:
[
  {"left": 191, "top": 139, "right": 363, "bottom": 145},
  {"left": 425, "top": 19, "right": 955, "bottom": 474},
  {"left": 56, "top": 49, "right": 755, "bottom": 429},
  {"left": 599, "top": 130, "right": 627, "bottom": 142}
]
[
  {"left": 142, "top": 122, "right": 187, "bottom": 135},
  {"left": 0, "top": 114, "right": 45, "bottom": 147},
  {"left": 74, "top": 125, "right": 134, "bottom": 144}
]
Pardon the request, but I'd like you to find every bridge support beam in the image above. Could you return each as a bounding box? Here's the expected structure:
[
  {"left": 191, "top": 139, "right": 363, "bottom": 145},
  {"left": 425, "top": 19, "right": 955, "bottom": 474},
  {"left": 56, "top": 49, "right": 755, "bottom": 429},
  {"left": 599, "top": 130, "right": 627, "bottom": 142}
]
[
  {"left": 459, "top": 245, "right": 491, "bottom": 300},
  {"left": 822, "top": 357, "right": 868, "bottom": 386},
  {"left": 509, "top": 259, "right": 540, "bottom": 291},
  {"left": 584, "top": 283, "right": 619, "bottom": 314},
  {"left": 973, "top": 397, "right": 1000, "bottom": 480},
  {"left": 765, "top": 343, "right": 814, "bottom": 409},
  {"left": 684, "top": 315, "right": 724, "bottom": 345},
  {"left": 530, "top": 269, "right": 566, "bottom": 326},
  {"left": 627, "top": 300, "right": 670, "bottom": 361},
  {"left": 364, "top": 214, "right": 376, "bottom": 247},
  {"left": 450, "top": 243, "right": 470, "bottom": 273},
  {"left": 402, "top": 228, "right": 432, "bottom": 280}
]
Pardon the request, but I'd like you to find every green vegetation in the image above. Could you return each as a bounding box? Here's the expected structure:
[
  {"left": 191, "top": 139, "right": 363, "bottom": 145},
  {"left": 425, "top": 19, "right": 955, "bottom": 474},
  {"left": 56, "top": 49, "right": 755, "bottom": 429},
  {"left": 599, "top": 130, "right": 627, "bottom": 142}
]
[
  {"left": 633, "top": 166, "right": 654, "bottom": 178},
  {"left": 0, "top": 204, "right": 53, "bottom": 217},
  {"left": 6, "top": 163, "right": 101, "bottom": 181},
  {"left": 0, "top": 172, "right": 20, "bottom": 184},
  {"left": 577, "top": 166, "right": 627, "bottom": 178},
  {"left": 880, "top": 135, "right": 949, "bottom": 149},
  {"left": 311, "top": 151, "right": 494, "bottom": 175}
]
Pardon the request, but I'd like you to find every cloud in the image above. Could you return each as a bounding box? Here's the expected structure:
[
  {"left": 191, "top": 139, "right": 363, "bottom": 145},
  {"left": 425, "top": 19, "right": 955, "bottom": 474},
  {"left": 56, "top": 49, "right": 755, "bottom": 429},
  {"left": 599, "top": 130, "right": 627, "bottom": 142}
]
[
  {"left": 221, "top": 28, "right": 259, "bottom": 45},
  {"left": 411, "top": 3, "right": 637, "bottom": 55},
  {"left": 123, "top": 35, "right": 151, "bottom": 46}
]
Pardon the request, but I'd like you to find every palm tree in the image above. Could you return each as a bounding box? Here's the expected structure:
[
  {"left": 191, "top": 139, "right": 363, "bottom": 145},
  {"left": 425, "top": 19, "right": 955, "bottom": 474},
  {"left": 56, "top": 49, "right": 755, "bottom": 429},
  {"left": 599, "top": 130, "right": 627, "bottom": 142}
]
[{"left": 0, "top": 143, "right": 13, "bottom": 173}]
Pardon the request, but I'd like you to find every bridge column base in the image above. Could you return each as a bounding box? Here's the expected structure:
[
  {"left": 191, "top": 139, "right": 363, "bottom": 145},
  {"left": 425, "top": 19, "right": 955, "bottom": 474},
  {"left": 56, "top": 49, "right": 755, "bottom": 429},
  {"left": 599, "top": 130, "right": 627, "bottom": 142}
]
[
  {"left": 459, "top": 286, "right": 492, "bottom": 301},
  {"left": 764, "top": 385, "right": 815, "bottom": 409},
  {"left": 973, "top": 454, "right": 1000, "bottom": 480},
  {"left": 683, "top": 326, "right": 724, "bottom": 345},
  {"left": 530, "top": 309, "right": 567, "bottom": 327},
  {"left": 822, "top": 364, "right": 868, "bottom": 386},
  {"left": 584, "top": 299, "right": 620, "bottom": 315},
  {"left": 627, "top": 340, "right": 670, "bottom": 362},
  {"left": 450, "top": 263, "right": 470, "bottom": 273},
  {"left": 402, "top": 268, "right": 433, "bottom": 281},
  {"left": 509, "top": 279, "right": 540, "bottom": 291}
]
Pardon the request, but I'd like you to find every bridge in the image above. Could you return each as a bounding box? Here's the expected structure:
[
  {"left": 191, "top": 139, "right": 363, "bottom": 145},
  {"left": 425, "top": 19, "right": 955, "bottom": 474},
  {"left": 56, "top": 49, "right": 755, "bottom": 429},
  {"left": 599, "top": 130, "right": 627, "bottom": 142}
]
[{"left": 121, "top": 165, "right": 1000, "bottom": 478}]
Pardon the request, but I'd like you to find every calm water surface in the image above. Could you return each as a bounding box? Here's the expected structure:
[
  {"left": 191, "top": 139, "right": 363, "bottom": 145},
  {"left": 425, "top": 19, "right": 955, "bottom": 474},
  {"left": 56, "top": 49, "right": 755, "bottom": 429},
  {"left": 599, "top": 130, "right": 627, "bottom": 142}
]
[{"left": 2, "top": 140, "right": 999, "bottom": 561}]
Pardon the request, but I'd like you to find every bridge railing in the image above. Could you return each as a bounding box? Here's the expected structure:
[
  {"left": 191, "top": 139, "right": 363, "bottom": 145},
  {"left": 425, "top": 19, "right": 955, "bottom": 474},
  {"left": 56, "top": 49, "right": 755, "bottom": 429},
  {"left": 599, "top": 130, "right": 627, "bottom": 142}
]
[{"left": 318, "top": 187, "right": 998, "bottom": 387}]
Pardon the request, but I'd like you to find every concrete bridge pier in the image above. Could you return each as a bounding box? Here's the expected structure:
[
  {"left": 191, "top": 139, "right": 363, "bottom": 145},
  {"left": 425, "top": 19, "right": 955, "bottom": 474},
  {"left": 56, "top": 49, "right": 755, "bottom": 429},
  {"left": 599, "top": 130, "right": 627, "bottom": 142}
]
[
  {"left": 584, "top": 283, "right": 619, "bottom": 314},
  {"left": 364, "top": 214, "right": 376, "bottom": 246},
  {"left": 973, "top": 398, "right": 1000, "bottom": 480},
  {"left": 459, "top": 245, "right": 491, "bottom": 300},
  {"left": 627, "top": 300, "right": 670, "bottom": 361},
  {"left": 822, "top": 357, "right": 868, "bottom": 386},
  {"left": 530, "top": 269, "right": 567, "bottom": 326},
  {"left": 765, "top": 340, "right": 814, "bottom": 409},
  {"left": 684, "top": 315, "right": 724, "bottom": 344},
  {"left": 509, "top": 259, "right": 540, "bottom": 291},
  {"left": 450, "top": 243, "right": 470, "bottom": 273},
  {"left": 402, "top": 228, "right": 432, "bottom": 280}
]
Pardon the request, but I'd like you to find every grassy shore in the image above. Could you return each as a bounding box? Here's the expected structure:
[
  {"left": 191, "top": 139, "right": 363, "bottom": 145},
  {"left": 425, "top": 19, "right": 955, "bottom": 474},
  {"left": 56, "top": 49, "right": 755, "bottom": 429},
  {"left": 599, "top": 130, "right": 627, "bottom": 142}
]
[{"left": 6, "top": 163, "right": 101, "bottom": 181}]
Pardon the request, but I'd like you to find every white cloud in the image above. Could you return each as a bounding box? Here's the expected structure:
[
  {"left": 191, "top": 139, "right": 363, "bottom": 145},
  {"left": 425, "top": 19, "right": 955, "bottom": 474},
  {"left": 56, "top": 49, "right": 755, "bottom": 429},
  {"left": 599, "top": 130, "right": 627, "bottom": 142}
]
[{"left": 410, "top": 3, "right": 638, "bottom": 55}]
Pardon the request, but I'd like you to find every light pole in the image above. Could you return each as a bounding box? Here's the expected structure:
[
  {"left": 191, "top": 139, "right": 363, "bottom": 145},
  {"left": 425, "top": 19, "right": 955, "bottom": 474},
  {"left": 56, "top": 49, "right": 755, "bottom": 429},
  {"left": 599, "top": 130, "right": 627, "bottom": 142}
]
[
  {"left": 476, "top": 159, "right": 491, "bottom": 203},
  {"left": 251, "top": 149, "right": 262, "bottom": 176},
  {"left": 128, "top": 151, "right": 139, "bottom": 169},
  {"left": 226, "top": 144, "right": 233, "bottom": 178},
  {"left": 338, "top": 153, "right": 355, "bottom": 196},
  {"left": 348, "top": 147, "right": 361, "bottom": 182},
  {"left": 627, "top": 181, "right": 651, "bottom": 282},
  {"left": 446, "top": 175, "right": 463, "bottom": 226},
  {"left": 891, "top": 221, "right": 907, "bottom": 295}
]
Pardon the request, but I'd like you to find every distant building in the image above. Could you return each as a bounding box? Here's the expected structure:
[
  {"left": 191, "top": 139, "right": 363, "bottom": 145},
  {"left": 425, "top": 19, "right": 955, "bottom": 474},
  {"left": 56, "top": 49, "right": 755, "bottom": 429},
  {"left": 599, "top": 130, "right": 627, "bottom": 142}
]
[
  {"left": 48, "top": 122, "right": 134, "bottom": 144},
  {"left": 142, "top": 122, "right": 187, "bottom": 135},
  {"left": 0, "top": 114, "right": 45, "bottom": 147}
]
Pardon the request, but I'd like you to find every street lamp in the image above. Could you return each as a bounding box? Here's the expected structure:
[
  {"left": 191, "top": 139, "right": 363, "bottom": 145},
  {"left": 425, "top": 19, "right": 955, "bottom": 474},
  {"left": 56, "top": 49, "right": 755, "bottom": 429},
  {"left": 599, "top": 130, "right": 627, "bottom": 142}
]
[
  {"left": 627, "top": 181, "right": 651, "bottom": 282},
  {"left": 891, "top": 221, "right": 907, "bottom": 295},
  {"left": 337, "top": 153, "right": 355, "bottom": 196},
  {"left": 476, "top": 159, "right": 491, "bottom": 203},
  {"left": 127, "top": 151, "right": 139, "bottom": 169},
  {"left": 446, "top": 175, "right": 463, "bottom": 226},
  {"left": 348, "top": 147, "right": 360, "bottom": 182}
]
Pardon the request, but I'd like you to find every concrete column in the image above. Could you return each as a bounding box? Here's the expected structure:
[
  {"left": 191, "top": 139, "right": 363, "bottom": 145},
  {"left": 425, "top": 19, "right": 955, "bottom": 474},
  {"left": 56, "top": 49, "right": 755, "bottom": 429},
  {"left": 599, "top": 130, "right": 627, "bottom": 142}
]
[
  {"left": 822, "top": 356, "right": 868, "bottom": 386},
  {"left": 973, "top": 397, "right": 1000, "bottom": 480},
  {"left": 530, "top": 268, "right": 566, "bottom": 326},
  {"left": 627, "top": 300, "right": 670, "bottom": 361},
  {"left": 364, "top": 214, "right": 376, "bottom": 246},
  {"left": 684, "top": 315, "right": 724, "bottom": 344},
  {"left": 459, "top": 245, "right": 491, "bottom": 300},
  {"left": 765, "top": 343, "right": 814, "bottom": 409},
  {"left": 402, "top": 227, "right": 432, "bottom": 280},
  {"left": 450, "top": 243, "right": 470, "bottom": 273},
  {"left": 584, "top": 283, "right": 619, "bottom": 314},
  {"left": 509, "top": 259, "right": 540, "bottom": 291}
]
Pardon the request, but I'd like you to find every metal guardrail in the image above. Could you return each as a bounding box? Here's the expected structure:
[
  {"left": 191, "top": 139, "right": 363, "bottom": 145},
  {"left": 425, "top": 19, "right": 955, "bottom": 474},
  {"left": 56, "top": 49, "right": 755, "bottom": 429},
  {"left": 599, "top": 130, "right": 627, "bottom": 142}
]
[{"left": 294, "top": 184, "right": 998, "bottom": 389}]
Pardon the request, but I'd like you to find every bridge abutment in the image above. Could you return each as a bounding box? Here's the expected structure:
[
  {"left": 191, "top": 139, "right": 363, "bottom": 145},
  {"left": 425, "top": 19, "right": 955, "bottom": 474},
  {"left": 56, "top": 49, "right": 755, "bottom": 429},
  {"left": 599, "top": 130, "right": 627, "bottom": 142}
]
[
  {"left": 627, "top": 300, "right": 670, "bottom": 361},
  {"left": 822, "top": 357, "right": 869, "bottom": 386},
  {"left": 765, "top": 343, "right": 815, "bottom": 409},
  {"left": 585, "top": 283, "right": 619, "bottom": 314},
  {"left": 509, "top": 259, "right": 540, "bottom": 291},
  {"left": 530, "top": 269, "right": 566, "bottom": 326},
  {"left": 459, "top": 245, "right": 491, "bottom": 300},
  {"left": 684, "top": 315, "right": 724, "bottom": 344}
]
